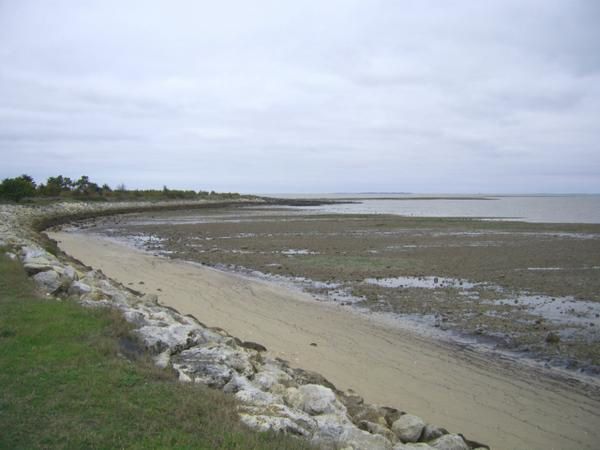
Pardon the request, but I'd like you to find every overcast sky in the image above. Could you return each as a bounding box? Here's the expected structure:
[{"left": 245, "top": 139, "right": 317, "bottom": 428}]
[{"left": 1, "top": 1, "right": 599, "bottom": 193}]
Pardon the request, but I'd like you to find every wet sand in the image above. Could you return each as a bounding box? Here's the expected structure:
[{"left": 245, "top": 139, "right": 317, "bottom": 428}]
[{"left": 49, "top": 230, "right": 600, "bottom": 450}]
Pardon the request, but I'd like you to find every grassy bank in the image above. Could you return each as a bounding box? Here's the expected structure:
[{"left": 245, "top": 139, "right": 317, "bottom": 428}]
[{"left": 0, "top": 253, "right": 309, "bottom": 449}]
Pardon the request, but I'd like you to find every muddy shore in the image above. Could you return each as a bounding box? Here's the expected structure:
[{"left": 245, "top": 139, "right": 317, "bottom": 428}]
[
  {"left": 78, "top": 206, "right": 600, "bottom": 374},
  {"left": 48, "top": 229, "right": 600, "bottom": 450}
]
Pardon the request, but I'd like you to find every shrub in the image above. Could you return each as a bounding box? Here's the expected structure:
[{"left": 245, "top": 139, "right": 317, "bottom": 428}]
[{"left": 0, "top": 175, "right": 36, "bottom": 202}]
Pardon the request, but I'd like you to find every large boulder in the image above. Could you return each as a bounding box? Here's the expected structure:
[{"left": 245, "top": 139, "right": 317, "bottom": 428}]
[
  {"left": 429, "top": 434, "right": 469, "bottom": 450},
  {"left": 392, "top": 414, "right": 426, "bottom": 443},
  {"left": 68, "top": 281, "right": 92, "bottom": 296},
  {"left": 359, "top": 420, "right": 398, "bottom": 443},
  {"left": 310, "top": 414, "right": 393, "bottom": 450},
  {"left": 95, "top": 280, "right": 132, "bottom": 306},
  {"left": 21, "top": 246, "right": 60, "bottom": 274},
  {"left": 239, "top": 403, "right": 317, "bottom": 437},
  {"left": 223, "top": 374, "right": 280, "bottom": 406},
  {"left": 285, "top": 384, "right": 346, "bottom": 416},
  {"left": 32, "top": 270, "right": 63, "bottom": 293},
  {"left": 241, "top": 413, "right": 312, "bottom": 437},
  {"left": 253, "top": 361, "right": 293, "bottom": 391},
  {"left": 393, "top": 443, "right": 432, "bottom": 449},
  {"left": 136, "top": 324, "right": 208, "bottom": 354},
  {"left": 61, "top": 265, "right": 78, "bottom": 281},
  {"left": 421, "top": 424, "right": 448, "bottom": 442},
  {"left": 310, "top": 414, "right": 353, "bottom": 448},
  {"left": 341, "top": 426, "right": 393, "bottom": 450},
  {"left": 172, "top": 343, "right": 255, "bottom": 388}
]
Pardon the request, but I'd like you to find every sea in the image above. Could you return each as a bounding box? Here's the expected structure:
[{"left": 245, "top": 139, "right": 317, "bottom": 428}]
[{"left": 266, "top": 194, "right": 600, "bottom": 224}]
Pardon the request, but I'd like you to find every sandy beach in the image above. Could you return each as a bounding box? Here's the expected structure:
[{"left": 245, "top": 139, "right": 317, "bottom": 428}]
[{"left": 49, "top": 230, "right": 600, "bottom": 450}]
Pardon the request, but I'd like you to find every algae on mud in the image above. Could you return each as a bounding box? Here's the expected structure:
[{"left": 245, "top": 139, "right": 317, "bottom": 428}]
[{"left": 77, "top": 206, "right": 600, "bottom": 372}]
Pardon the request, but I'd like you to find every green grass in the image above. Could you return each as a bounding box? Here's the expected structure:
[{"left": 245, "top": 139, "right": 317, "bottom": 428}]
[{"left": 0, "top": 253, "right": 309, "bottom": 449}]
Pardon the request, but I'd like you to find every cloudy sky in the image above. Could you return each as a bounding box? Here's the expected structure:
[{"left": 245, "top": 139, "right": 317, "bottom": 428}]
[{"left": 1, "top": 1, "right": 599, "bottom": 193}]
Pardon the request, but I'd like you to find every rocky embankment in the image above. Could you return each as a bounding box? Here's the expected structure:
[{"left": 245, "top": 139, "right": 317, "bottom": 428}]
[{"left": 0, "top": 202, "right": 489, "bottom": 450}]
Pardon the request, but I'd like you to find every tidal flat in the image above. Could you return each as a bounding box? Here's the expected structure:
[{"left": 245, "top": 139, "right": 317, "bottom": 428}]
[{"left": 81, "top": 206, "right": 600, "bottom": 373}]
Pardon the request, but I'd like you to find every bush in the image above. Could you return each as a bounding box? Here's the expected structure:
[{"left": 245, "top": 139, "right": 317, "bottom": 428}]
[{"left": 0, "top": 175, "right": 36, "bottom": 202}]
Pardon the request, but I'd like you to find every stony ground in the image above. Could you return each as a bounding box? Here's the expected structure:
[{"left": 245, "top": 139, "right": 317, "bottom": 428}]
[{"left": 87, "top": 206, "right": 600, "bottom": 373}]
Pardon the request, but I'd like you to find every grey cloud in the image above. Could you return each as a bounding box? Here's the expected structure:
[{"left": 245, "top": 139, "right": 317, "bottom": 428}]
[
  {"left": 0, "top": 0, "right": 599, "bottom": 193},
  {"left": 0, "top": 129, "right": 140, "bottom": 143}
]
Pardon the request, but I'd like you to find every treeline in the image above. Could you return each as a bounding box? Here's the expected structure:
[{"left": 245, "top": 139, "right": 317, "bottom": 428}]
[{"left": 0, "top": 174, "right": 244, "bottom": 203}]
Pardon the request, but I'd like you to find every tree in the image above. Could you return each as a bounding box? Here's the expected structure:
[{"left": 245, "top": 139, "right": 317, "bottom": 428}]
[
  {"left": 62, "top": 177, "right": 74, "bottom": 191},
  {"left": 41, "top": 176, "right": 63, "bottom": 196},
  {"left": 73, "top": 175, "right": 100, "bottom": 197},
  {"left": 0, "top": 174, "right": 37, "bottom": 202},
  {"left": 74, "top": 175, "right": 90, "bottom": 193},
  {"left": 36, "top": 175, "right": 75, "bottom": 197}
]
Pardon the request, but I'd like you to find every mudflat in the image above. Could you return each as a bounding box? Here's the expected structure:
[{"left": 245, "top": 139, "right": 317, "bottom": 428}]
[
  {"left": 90, "top": 208, "right": 600, "bottom": 370},
  {"left": 50, "top": 229, "right": 600, "bottom": 450}
]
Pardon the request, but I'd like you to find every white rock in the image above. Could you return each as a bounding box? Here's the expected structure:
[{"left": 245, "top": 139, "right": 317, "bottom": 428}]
[
  {"left": 341, "top": 426, "right": 393, "bottom": 450},
  {"left": 310, "top": 414, "right": 392, "bottom": 450},
  {"left": 239, "top": 403, "right": 317, "bottom": 436},
  {"left": 79, "top": 298, "right": 113, "bottom": 309},
  {"left": 172, "top": 343, "right": 254, "bottom": 388},
  {"left": 310, "top": 413, "right": 352, "bottom": 448},
  {"left": 21, "top": 246, "right": 60, "bottom": 273},
  {"left": 360, "top": 420, "right": 398, "bottom": 443},
  {"left": 97, "top": 284, "right": 131, "bottom": 306},
  {"left": 224, "top": 375, "right": 282, "bottom": 406},
  {"left": 240, "top": 413, "right": 311, "bottom": 437},
  {"left": 393, "top": 443, "right": 432, "bottom": 449},
  {"left": 154, "top": 350, "right": 171, "bottom": 368},
  {"left": 253, "top": 362, "right": 293, "bottom": 391},
  {"left": 122, "top": 309, "right": 148, "bottom": 326},
  {"left": 429, "top": 434, "right": 469, "bottom": 450},
  {"left": 62, "top": 265, "right": 78, "bottom": 281},
  {"left": 286, "top": 384, "right": 346, "bottom": 416},
  {"left": 236, "top": 385, "right": 278, "bottom": 406},
  {"left": 21, "top": 245, "right": 53, "bottom": 262},
  {"left": 392, "top": 414, "right": 426, "bottom": 443},
  {"left": 421, "top": 424, "right": 447, "bottom": 442},
  {"left": 136, "top": 324, "right": 208, "bottom": 354},
  {"left": 68, "top": 281, "right": 92, "bottom": 296},
  {"left": 223, "top": 373, "right": 251, "bottom": 393},
  {"left": 23, "top": 262, "right": 56, "bottom": 275},
  {"left": 177, "top": 370, "right": 192, "bottom": 382},
  {"left": 83, "top": 270, "right": 102, "bottom": 283},
  {"left": 32, "top": 270, "right": 62, "bottom": 293}
]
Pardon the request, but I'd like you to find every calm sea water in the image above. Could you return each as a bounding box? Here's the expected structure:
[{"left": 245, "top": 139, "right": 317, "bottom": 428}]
[{"left": 268, "top": 194, "right": 600, "bottom": 224}]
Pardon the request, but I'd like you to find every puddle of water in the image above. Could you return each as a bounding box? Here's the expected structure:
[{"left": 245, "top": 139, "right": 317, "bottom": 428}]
[
  {"left": 363, "top": 276, "right": 478, "bottom": 290},
  {"left": 485, "top": 295, "right": 600, "bottom": 327},
  {"left": 515, "top": 266, "right": 600, "bottom": 272},
  {"left": 130, "top": 234, "right": 164, "bottom": 244},
  {"left": 280, "top": 249, "right": 318, "bottom": 255},
  {"left": 235, "top": 232, "right": 257, "bottom": 238}
]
